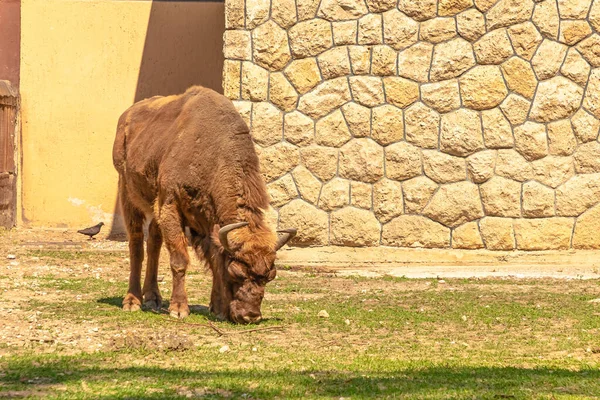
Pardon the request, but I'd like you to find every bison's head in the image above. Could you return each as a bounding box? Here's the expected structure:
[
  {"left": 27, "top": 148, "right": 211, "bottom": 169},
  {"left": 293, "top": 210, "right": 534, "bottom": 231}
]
[{"left": 207, "top": 222, "right": 295, "bottom": 324}]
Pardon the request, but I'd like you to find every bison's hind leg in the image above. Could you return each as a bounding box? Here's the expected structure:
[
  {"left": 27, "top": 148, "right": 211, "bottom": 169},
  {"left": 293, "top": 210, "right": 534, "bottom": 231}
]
[
  {"left": 120, "top": 183, "right": 145, "bottom": 312},
  {"left": 142, "top": 218, "right": 163, "bottom": 311},
  {"left": 158, "top": 202, "right": 190, "bottom": 319}
]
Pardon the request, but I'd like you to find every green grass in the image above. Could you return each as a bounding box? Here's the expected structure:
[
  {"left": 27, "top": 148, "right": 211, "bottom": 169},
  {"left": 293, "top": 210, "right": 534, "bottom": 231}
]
[
  {"left": 1, "top": 249, "right": 600, "bottom": 399},
  {"left": 2, "top": 353, "right": 600, "bottom": 399},
  {"left": 25, "top": 249, "right": 125, "bottom": 262}
]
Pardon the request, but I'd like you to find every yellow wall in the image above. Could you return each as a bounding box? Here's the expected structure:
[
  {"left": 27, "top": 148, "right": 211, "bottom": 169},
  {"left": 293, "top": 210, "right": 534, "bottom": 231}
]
[{"left": 19, "top": 0, "right": 224, "bottom": 230}]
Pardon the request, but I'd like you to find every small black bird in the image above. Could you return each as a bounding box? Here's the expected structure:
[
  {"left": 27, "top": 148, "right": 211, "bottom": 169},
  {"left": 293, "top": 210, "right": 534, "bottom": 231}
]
[{"left": 77, "top": 222, "right": 105, "bottom": 240}]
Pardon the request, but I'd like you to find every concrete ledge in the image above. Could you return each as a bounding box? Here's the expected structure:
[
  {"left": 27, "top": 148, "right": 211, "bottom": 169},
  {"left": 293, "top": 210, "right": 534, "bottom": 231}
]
[{"left": 275, "top": 246, "right": 600, "bottom": 279}]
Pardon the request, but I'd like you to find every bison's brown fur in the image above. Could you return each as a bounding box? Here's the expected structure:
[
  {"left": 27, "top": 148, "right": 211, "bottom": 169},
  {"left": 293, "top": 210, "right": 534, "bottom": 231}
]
[{"left": 113, "top": 86, "right": 293, "bottom": 323}]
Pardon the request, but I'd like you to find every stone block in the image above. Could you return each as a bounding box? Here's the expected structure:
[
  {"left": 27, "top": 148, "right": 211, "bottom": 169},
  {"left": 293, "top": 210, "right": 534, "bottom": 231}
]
[
  {"left": 397, "top": 42, "right": 434, "bottom": 82},
  {"left": 349, "top": 76, "right": 385, "bottom": 107},
  {"left": 480, "top": 176, "right": 522, "bottom": 217},
  {"left": 547, "top": 120, "right": 577, "bottom": 156},
  {"left": 298, "top": 78, "right": 351, "bottom": 118},
  {"left": 253, "top": 20, "right": 292, "bottom": 70},
  {"left": 423, "top": 181, "right": 484, "bottom": 227},
  {"left": 480, "top": 217, "right": 515, "bottom": 250},
  {"left": 268, "top": 174, "right": 298, "bottom": 207},
  {"left": 284, "top": 111, "right": 314, "bottom": 147},
  {"left": 279, "top": 200, "right": 329, "bottom": 245},
  {"left": 301, "top": 146, "right": 339, "bottom": 181},
  {"left": 405, "top": 103, "right": 439, "bottom": 149},
  {"left": 467, "top": 150, "right": 496, "bottom": 183},
  {"left": 318, "top": 47, "right": 352, "bottom": 80},
  {"left": 457, "top": 9, "right": 486, "bottom": 41},
  {"left": 315, "top": 109, "right": 352, "bottom": 148},
  {"left": 257, "top": 142, "right": 300, "bottom": 182},
  {"left": 430, "top": 38, "right": 476, "bottom": 81},
  {"left": 507, "top": 22, "right": 542, "bottom": 60},
  {"left": 374, "top": 179, "right": 404, "bottom": 222},
  {"left": 423, "top": 150, "right": 466, "bottom": 183},
  {"left": 514, "top": 218, "right": 574, "bottom": 250},
  {"left": 573, "top": 203, "right": 600, "bottom": 249},
  {"left": 452, "top": 222, "right": 485, "bottom": 249},
  {"left": 339, "top": 139, "right": 385, "bottom": 183},
  {"left": 421, "top": 80, "right": 461, "bottom": 113},
  {"left": 530, "top": 77, "right": 583, "bottom": 122},
  {"left": 289, "top": 19, "right": 334, "bottom": 58},
  {"left": 531, "top": 39, "right": 568, "bottom": 80},
  {"left": 487, "top": 0, "right": 535, "bottom": 30},
  {"left": 292, "top": 166, "right": 321, "bottom": 204},
  {"left": 284, "top": 58, "right": 322, "bottom": 94},
  {"left": 252, "top": 102, "right": 283, "bottom": 146},
  {"left": 382, "top": 215, "right": 451, "bottom": 248},
  {"left": 351, "top": 181, "right": 372, "bottom": 209},
  {"left": 331, "top": 207, "right": 381, "bottom": 246},
  {"left": 385, "top": 142, "right": 422, "bottom": 181},
  {"left": 440, "top": 109, "right": 485, "bottom": 157},
  {"left": 522, "top": 181, "right": 555, "bottom": 217},
  {"left": 269, "top": 73, "right": 298, "bottom": 112},
  {"left": 555, "top": 174, "right": 600, "bottom": 216},
  {"left": 319, "top": 178, "right": 350, "bottom": 211},
  {"left": 403, "top": 176, "right": 438, "bottom": 214},
  {"left": 383, "top": 9, "right": 419, "bottom": 50},
  {"left": 372, "top": 105, "right": 404, "bottom": 146},
  {"left": 460, "top": 65, "right": 509, "bottom": 110},
  {"left": 513, "top": 122, "right": 548, "bottom": 161},
  {"left": 473, "top": 29, "right": 514, "bottom": 64},
  {"left": 342, "top": 102, "right": 371, "bottom": 137}
]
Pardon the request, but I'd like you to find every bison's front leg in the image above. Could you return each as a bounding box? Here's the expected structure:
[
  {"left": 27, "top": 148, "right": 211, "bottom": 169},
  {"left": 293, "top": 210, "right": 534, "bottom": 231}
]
[{"left": 158, "top": 203, "right": 190, "bottom": 319}]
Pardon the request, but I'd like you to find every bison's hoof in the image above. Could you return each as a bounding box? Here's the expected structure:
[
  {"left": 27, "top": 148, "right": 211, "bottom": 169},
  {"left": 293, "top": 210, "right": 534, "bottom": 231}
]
[
  {"left": 143, "top": 299, "right": 162, "bottom": 311},
  {"left": 123, "top": 302, "right": 141, "bottom": 312},
  {"left": 122, "top": 293, "right": 142, "bottom": 312},
  {"left": 168, "top": 303, "right": 190, "bottom": 319}
]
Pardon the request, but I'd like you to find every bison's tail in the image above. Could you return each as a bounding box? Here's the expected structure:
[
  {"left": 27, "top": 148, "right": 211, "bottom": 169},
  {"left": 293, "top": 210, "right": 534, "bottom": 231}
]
[{"left": 112, "top": 111, "right": 130, "bottom": 173}]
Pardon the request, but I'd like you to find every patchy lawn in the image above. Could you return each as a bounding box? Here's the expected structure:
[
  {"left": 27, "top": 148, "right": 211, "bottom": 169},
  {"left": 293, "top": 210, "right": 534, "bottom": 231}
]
[{"left": 0, "top": 230, "right": 599, "bottom": 399}]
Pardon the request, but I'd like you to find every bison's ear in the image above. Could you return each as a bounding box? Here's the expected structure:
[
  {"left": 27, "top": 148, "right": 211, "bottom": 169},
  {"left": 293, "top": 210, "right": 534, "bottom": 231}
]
[{"left": 227, "top": 261, "right": 247, "bottom": 281}]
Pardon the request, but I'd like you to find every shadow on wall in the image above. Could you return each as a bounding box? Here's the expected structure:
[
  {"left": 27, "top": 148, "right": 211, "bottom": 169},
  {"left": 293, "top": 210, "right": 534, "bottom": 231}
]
[{"left": 108, "top": 0, "right": 225, "bottom": 239}]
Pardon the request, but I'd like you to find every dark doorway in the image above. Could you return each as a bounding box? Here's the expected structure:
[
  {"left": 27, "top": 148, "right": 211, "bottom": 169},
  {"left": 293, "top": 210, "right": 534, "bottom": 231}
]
[
  {"left": 0, "top": 0, "right": 20, "bottom": 228},
  {"left": 0, "top": 81, "right": 17, "bottom": 228}
]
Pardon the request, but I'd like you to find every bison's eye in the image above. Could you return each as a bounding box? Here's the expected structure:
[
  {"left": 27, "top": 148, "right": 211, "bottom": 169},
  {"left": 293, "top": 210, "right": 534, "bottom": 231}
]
[
  {"left": 227, "top": 261, "right": 247, "bottom": 281},
  {"left": 253, "top": 267, "right": 276, "bottom": 285}
]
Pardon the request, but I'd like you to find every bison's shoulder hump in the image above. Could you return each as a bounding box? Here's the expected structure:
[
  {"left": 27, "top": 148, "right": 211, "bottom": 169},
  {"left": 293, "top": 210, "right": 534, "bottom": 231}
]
[{"left": 183, "top": 87, "right": 250, "bottom": 135}]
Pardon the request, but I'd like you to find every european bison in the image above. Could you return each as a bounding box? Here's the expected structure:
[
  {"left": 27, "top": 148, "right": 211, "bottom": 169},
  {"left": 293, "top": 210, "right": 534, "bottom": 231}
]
[{"left": 112, "top": 86, "right": 296, "bottom": 323}]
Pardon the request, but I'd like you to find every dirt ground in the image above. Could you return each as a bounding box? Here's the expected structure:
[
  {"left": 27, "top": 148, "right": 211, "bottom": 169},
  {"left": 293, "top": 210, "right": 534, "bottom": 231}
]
[
  {"left": 0, "top": 229, "right": 131, "bottom": 356},
  {"left": 1, "top": 229, "right": 599, "bottom": 399},
  {"left": 0, "top": 228, "right": 598, "bottom": 354}
]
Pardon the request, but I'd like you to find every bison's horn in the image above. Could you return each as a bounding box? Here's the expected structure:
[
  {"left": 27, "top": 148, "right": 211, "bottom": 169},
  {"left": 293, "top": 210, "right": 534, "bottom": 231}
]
[
  {"left": 275, "top": 228, "right": 297, "bottom": 251},
  {"left": 218, "top": 222, "right": 249, "bottom": 253}
]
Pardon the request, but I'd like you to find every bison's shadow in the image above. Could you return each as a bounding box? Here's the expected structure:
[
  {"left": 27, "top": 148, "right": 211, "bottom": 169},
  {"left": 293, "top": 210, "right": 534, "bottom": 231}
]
[
  {"left": 97, "top": 296, "right": 123, "bottom": 308},
  {"left": 98, "top": 297, "right": 213, "bottom": 319},
  {"left": 97, "top": 297, "right": 282, "bottom": 323}
]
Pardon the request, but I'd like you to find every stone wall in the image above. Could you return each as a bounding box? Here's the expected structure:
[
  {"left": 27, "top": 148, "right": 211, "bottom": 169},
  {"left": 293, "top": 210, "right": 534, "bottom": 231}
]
[{"left": 223, "top": 0, "right": 600, "bottom": 250}]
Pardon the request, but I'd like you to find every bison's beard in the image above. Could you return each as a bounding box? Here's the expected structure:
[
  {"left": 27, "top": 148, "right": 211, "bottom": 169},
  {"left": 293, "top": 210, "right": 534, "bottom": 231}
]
[
  {"left": 228, "top": 281, "right": 264, "bottom": 324},
  {"left": 209, "top": 265, "right": 233, "bottom": 321},
  {"left": 209, "top": 266, "right": 265, "bottom": 324}
]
